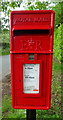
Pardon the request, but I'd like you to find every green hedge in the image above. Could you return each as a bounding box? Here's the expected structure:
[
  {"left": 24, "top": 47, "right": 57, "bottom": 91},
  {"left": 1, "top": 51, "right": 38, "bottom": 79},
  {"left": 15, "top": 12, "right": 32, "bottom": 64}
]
[
  {"left": 54, "top": 24, "right": 63, "bottom": 62},
  {"left": 0, "top": 31, "right": 10, "bottom": 55}
]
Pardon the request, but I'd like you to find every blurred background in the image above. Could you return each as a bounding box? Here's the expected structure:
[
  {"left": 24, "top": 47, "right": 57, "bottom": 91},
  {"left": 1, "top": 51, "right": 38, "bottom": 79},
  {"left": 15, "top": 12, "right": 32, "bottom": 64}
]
[{"left": 0, "top": 0, "right": 63, "bottom": 119}]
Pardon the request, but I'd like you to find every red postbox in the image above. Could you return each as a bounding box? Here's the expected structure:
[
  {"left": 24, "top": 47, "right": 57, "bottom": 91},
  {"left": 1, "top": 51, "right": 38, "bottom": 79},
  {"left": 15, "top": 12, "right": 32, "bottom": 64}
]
[{"left": 10, "top": 10, "right": 55, "bottom": 110}]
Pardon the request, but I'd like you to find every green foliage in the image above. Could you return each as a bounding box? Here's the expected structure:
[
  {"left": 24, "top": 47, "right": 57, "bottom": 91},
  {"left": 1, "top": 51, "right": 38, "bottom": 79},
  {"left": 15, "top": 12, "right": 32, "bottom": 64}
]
[
  {"left": 53, "top": 60, "right": 61, "bottom": 71},
  {"left": 9, "top": 2, "right": 18, "bottom": 8},
  {"left": 61, "top": 2, "right": 63, "bottom": 24},
  {"left": 54, "top": 24, "right": 63, "bottom": 62},
  {"left": 2, "top": 95, "right": 26, "bottom": 118},
  {"left": 52, "top": 2, "right": 63, "bottom": 26},
  {"left": 24, "top": 1, "right": 50, "bottom": 10},
  {"left": 35, "top": 1, "right": 49, "bottom": 10},
  {"left": 61, "top": 24, "right": 63, "bottom": 62},
  {"left": 52, "top": 3, "right": 61, "bottom": 26},
  {"left": 1, "top": 1, "right": 22, "bottom": 12},
  {"left": 1, "top": 1, "right": 22, "bottom": 30},
  {"left": 2, "top": 95, "right": 11, "bottom": 113},
  {"left": 0, "top": 31, "right": 10, "bottom": 55},
  {"left": 0, "top": 30, "right": 9, "bottom": 43},
  {"left": 1, "top": 1, "right": 9, "bottom": 12}
]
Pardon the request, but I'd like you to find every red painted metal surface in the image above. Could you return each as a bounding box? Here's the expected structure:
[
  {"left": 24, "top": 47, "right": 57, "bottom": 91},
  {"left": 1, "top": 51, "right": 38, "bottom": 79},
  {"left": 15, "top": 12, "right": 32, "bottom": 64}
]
[{"left": 10, "top": 10, "right": 55, "bottom": 110}]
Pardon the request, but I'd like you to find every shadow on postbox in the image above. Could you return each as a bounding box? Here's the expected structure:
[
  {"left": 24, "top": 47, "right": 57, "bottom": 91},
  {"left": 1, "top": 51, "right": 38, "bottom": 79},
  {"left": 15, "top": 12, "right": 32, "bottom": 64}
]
[{"left": 10, "top": 10, "right": 55, "bottom": 110}]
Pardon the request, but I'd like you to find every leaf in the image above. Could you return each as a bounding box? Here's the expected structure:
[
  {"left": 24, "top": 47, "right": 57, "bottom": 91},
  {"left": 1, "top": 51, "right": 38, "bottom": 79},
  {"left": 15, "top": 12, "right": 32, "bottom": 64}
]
[
  {"left": 7, "top": 9, "right": 11, "bottom": 16},
  {"left": 9, "top": 2, "right": 18, "bottom": 8}
]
